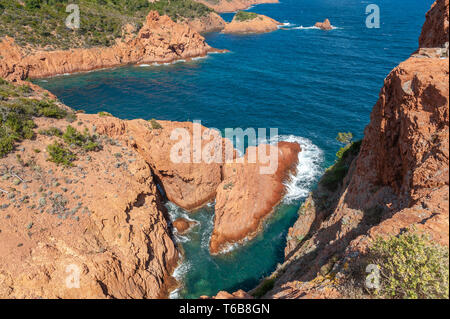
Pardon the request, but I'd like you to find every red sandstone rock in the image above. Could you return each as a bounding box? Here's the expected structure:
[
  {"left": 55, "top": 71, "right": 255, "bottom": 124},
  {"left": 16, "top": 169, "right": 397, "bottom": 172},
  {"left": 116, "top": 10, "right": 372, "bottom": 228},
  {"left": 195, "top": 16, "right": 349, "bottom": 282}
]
[
  {"left": 269, "top": 0, "right": 449, "bottom": 299},
  {"left": 419, "top": 0, "right": 449, "bottom": 48},
  {"left": 0, "top": 110, "right": 178, "bottom": 298},
  {"left": 315, "top": 19, "right": 333, "bottom": 30},
  {"left": 173, "top": 218, "right": 197, "bottom": 234},
  {"left": 195, "top": 0, "right": 279, "bottom": 13},
  {"left": 185, "top": 12, "right": 227, "bottom": 33},
  {"left": 210, "top": 142, "right": 301, "bottom": 254},
  {"left": 0, "top": 11, "right": 215, "bottom": 81},
  {"left": 222, "top": 14, "right": 281, "bottom": 34}
]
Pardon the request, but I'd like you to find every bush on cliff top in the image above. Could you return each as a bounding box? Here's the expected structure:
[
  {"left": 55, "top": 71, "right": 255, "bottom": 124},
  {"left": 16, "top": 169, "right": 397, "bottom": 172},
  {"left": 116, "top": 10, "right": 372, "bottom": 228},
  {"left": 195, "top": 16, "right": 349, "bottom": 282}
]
[
  {"left": 148, "top": 0, "right": 213, "bottom": 22},
  {"left": 1, "top": 0, "right": 214, "bottom": 49},
  {"left": 367, "top": 231, "right": 449, "bottom": 299},
  {"left": 320, "top": 133, "right": 361, "bottom": 191},
  {"left": 234, "top": 11, "right": 258, "bottom": 22},
  {"left": 0, "top": 77, "right": 68, "bottom": 157}
]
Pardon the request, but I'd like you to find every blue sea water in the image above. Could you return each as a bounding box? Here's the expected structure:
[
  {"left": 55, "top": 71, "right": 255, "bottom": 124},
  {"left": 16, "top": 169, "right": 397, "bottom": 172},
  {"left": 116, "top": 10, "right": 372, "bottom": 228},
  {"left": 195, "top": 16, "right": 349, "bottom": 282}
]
[{"left": 36, "top": 0, "right": 433, "bottom": 298}]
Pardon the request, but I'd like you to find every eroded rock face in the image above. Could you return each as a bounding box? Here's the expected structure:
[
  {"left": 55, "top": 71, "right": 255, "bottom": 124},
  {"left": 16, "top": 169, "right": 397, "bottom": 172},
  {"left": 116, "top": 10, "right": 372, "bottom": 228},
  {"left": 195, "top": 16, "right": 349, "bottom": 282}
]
[
  {"left": 419, "top": 0, "right": 449, "bottom": 48},
  {"left": 173, "top": 217, "right": 197, "bottom": 234},
  {"left": 314, "top": 19, "right": 332, "bottom": 30},
  {"left": 195, "top": 0, "right": 279, "bottom": 13},
  {"left": 200, "top": 289, "right": 253, "bottom": 299},
  {"left": 222, "top": 14, "right": 281, "bottom": 34},
  {"left": 95, "top": 118, "right": 229, "bottom": 211},
  {"left": 0, "top": 112, "right": 178, "bottom": 298},
  {"left": 0, "top": 11, "right": 215, "bottom": 81},
  {"left": 210, "top": 142, "right": 301, "bottom": 254},
  {"left": 265, "top": 0, "right": 449, "bottom": 299},
  {"left": 185, "top": 12, "right": 227, "bottom": 34}
]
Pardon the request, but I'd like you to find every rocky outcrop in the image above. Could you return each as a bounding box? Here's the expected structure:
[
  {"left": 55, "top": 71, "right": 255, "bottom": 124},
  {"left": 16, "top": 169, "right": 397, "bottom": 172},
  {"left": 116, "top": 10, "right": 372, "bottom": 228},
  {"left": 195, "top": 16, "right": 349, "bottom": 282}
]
[
  {"left": 0, "top": 11, "right": 216, "bottom": 81},
  {"left": 314, "top": 19, "right": 332, "bottom": 30},
  {"left": 222, "top": 14, "right": 281, "bottom": 34},
  {"left": 419, "top": 0, "right": 449, "bottom": 48},
  {"left": 261, "top": 0, "right": 449, "bottom": 299},
  {"left": 210, "top": 142, "right": 301, "bottom": 254},
  {"left": 201, "top": 289, "right": 253, "bottom": 299},
  {"left": 173, "top": 217, "right": 197, "bottom": 234},
  {"left": 184, "top": 12, "right": 227, "bottom": 34},
  {"left": 195, "top": 0, "right": 279, "bottom": 13},
  {"left": 95, "top": 118, "right": 230, "bottom": 211},
  {"left": 0, "top": 110, "right": 178, "bottom": 298}
]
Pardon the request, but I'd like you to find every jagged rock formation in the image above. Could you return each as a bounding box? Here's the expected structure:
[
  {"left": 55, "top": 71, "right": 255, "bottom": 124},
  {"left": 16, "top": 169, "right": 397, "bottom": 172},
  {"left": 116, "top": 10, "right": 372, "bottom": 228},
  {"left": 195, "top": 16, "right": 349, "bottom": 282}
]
[
  {"left": 314, "top": 19, "right": 332, "bottom": 30},
  {"left": 210, "top": 142, "right": 301, "bottom": 254},
  {"left": 95, "top": 117, "right": 302, "bottom": 253},
  {"left": 195, "top": 0, "right": 279, "bottom": 13},
  {"left": 222, "top": 14, "right": 281, "bottom": 34},
  {"left": 263, "top": 0, "right": 449, "bottom": 299},
  {"left": 0, "top": 109, "right": 178, "bottom": 298},
  {"left": 0, "top": 11, "right": 216, "bottom": 81},
  {"left": 184, "top": 12, "right": 227, "bottom": 33}
]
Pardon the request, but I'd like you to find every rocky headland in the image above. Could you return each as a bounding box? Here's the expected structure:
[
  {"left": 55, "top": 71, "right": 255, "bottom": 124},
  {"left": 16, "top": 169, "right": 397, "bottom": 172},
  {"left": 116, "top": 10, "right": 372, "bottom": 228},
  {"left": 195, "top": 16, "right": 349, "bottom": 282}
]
[
  {"left": 222, "top": 11, "right": 282, "bottom": 34},
  {"left": 0, "top": 11, "right": 218, "bottom": 82},
  {"left": 208, "top": 0, "right": 449, "bottom": 299},
  {"left": 195, "top": 0, "right": 279, "bottom": 13},
  {"left": 314, "top": 19, "right": 333, "bottom": 30}
]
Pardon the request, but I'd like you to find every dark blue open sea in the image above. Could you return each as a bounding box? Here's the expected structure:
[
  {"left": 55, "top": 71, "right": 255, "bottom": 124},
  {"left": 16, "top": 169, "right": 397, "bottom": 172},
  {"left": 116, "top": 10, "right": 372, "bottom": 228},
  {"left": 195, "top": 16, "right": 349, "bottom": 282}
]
[{"left": 36, "top": 0, "right": 433, "bottom": 298}]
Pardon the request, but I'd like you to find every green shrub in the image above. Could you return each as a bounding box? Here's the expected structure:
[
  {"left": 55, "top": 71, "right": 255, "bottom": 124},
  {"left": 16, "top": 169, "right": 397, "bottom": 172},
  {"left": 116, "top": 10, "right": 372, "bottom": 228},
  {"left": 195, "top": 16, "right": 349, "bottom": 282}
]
[
  {"left": 149, "top": 118, "right": 162, "bottom": 129},
  {"left": 251, "top": 277, "right": 276, "bottom": 298},
  {"left": 38, "top": 127, "right": 63, "bottom": 137},
  {"left": 321, "top": 139, "right": 361, "bottom": 191},
  {"left": 47, "top": 142, "right": 77, "bottom": 167},
  {"left": 368, "top": 231, "right": 449, "bottom": 299},
  {"left": 148, "top": 0, "right": 213, "bottom": 22},
  {"left": 98, "top": 111, "right": 112, "bottom": 117},
  {"left": 234, "top": 11, "right": 258, "bottom": 22},
  {"left": 62, "top": 125, "right": 100, "bottom": 151}
]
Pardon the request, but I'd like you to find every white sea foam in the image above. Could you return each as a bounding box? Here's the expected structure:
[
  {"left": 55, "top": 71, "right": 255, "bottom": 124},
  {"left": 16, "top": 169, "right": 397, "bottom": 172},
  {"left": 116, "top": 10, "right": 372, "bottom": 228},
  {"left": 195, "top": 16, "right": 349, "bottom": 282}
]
[
  {"left": 138, "top": 64, "right": 151, "bottom": 67},
  {"left": 291, "top": 25, "right": 341, "bottom": 30},
  {"left": 265, "top": 135, "right": 324, "bottom": 203},
  {"left": 169, "top": 257, "right": 191, "bottom": 299}
]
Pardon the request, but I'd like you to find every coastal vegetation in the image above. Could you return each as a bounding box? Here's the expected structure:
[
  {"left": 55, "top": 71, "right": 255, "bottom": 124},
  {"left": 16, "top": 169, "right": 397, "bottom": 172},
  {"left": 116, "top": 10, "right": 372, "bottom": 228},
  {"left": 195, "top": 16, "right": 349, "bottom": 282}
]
[
  {"left": 0, "top": 78, "right": 71, "bottom": 157},
  {"left": 321, "top": 132, "right": 361, "bottom": 191},
  {"left": 148, "top": 0, "right": 213, "bottom": 21},
  {"left": 234, "top": 11, "right": 258, "bottom": 22},
  {"left": 367, "top": 231, "right": 449, "bottom": 299},
  {"left": 0, "top": 0, "right": 213, "bottom": 49}
]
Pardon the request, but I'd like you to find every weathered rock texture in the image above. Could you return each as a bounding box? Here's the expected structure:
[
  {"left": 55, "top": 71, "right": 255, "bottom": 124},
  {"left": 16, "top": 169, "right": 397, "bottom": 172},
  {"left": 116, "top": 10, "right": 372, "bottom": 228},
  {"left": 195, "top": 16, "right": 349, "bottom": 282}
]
[
  {"left": 259, "top": 0, "right": 449, "bottom": 299},
  {"left": 173, "top": 217, "right": 197, "bottom": 234},
  {"left": 0, "top": 11, "right": 215, "bottom": 81},
  {"left": 195, "top": 0, "right": 279, "bottom": 13},
  {"left": 222, "top": 14, "right": 281, "bottom": 34},
  {"left": 0, "top": 110, "right": 178, "bottom": 298},
  {"left": 314, "top": 19, "right": 332, "bottom": 30},
  {"left": 184, "top": 12, "right": 227, "bottom": 34},
  {"left": 210, "top": 142, "right": 301, "bottom": 254},
  {"left": 419, "top": 0, "right": 449, "bottom": 48},
  {"left": 95, "top": 117, "right": 302, "bottom": 254},
  {"left": 95, "top": 118, "right": 228, "bottom": 211}
]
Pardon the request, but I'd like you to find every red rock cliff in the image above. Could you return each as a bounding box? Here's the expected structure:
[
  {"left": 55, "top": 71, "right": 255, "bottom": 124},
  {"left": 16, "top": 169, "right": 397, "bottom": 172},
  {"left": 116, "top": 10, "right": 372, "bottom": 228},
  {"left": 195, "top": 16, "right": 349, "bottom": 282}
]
[
  {"left": 260, "top": 0, "right": 449, "bottom": 299},
  {"left": 0, "top": 11, "right": 215, "bottom": 81}
]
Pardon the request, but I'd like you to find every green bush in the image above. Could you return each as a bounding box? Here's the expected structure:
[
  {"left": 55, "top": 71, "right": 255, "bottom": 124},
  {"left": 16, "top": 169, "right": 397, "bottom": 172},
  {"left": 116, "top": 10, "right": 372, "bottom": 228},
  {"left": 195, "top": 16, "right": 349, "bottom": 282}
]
[
  {"left": 62, "top": 125, "right": 100, "bottom": 151},
  {"left": 148, "top": 0, "right": 213, "bottom": 22},
  {"left": 368, "top": 231, "right": 449, "bottom": 299},
  {"left": 251, "top": 277, "right": 276, "bottom": 298},
  {"left": 38, "top": 127, "right": 63, "bottom": 137},
  {"left": 234, "top": 11, "right": 258, "bottom": 22},
  {"left": 149, "top": 118, "right": 162, "bottom": 129},
  {"left": 0, "top": 77, "right": 69, "bottom": 157},
  {"left": 321, "top": 139, "right": 361, "bottom": 191},
  {"left": 98, "top": 111, "right": 113, "bottom": 117},
  {"left": 46, "top": 141, "right": 77, "bottom": 167}
]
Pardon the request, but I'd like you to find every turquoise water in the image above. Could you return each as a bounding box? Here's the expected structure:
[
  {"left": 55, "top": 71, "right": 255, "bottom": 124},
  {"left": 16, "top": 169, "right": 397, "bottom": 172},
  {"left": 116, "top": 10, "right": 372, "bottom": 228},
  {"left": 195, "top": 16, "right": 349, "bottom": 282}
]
[{"left": 36, "top": 0, "right": 433, "bottom": 298}]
